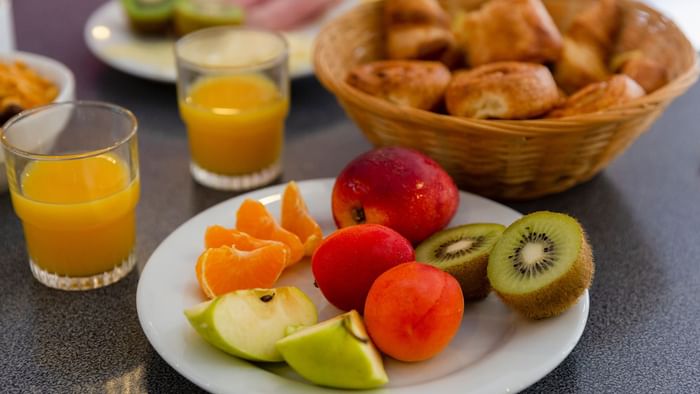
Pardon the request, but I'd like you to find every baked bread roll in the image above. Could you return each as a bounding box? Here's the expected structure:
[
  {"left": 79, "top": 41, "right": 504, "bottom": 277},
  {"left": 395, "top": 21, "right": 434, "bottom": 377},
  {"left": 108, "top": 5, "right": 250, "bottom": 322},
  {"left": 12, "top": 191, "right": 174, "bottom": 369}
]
[
  {"left": 385, "top": 0, "right": 460, "bottom": 66},
  {"left": 555, "top": 37, "right": 610, "bottom": 94},
  {"left": 346, "top": 60, "right": 451, "bottom": 110},
  {"left": 567, "top": 0, "right": 620, "bottom": 51},
  {"left": 611, "top": 51, "right": 668, "bottom": 93},
  {"left": 445, "top": 62, "right": 559, "bottom": 119},
  {"left": 451, "top": 0, "right": 563, "bottom": 66},
  {"left": 554, "top": 0, "right": 620, "bottom": 93},
  {"left": 548, "top": 74, "right": 645, "bottom": 118}
]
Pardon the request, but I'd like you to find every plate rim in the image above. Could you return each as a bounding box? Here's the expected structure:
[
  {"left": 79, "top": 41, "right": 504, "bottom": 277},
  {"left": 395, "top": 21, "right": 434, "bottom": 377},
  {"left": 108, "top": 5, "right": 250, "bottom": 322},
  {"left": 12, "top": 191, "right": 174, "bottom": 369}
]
[
  {"left": 83, "top": 0, "right": 356, "bottom": 82},
  {"left": 136, "top": 178, "right": 589, "bottom": 394}
]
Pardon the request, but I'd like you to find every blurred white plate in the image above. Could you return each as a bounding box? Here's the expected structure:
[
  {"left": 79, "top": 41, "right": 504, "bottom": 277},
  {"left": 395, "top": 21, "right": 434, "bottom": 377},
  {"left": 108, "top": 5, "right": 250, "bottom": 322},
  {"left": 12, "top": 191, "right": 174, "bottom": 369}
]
[
  {"left": 137, "top": 178, "right": 590, "bottom": 394},
  {"left": 84, "top": 0, "right": 358, "bottom": 82},
  {"left": 0, "top": 51, "right": 75, "bottom": 192}
]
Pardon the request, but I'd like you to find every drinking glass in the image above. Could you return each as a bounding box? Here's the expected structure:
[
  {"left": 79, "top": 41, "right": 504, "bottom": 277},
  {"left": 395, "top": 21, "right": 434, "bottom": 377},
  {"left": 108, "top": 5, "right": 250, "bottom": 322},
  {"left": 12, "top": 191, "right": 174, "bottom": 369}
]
[
  {"left": 1, "top": 101, "right": 140, "bottom": 290},
  {"left": 175, "top": 26, "right": 289, "bottom": 191}
]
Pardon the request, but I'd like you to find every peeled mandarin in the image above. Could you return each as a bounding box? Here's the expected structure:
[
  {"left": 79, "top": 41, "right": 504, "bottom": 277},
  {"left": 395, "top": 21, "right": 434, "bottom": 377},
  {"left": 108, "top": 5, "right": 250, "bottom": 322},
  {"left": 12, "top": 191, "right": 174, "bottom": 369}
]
[
  {"left": 195, "top": 244, "right": 287, "bottom": 299},
  {"left": 236, "top": 199, "right": 305, "bottom": 265},
  {"left": 204, "top": 225, "right": 291, "bottom": 265},
  {"left": 281, "top": 181, "right": 323, "bottom": 256}
]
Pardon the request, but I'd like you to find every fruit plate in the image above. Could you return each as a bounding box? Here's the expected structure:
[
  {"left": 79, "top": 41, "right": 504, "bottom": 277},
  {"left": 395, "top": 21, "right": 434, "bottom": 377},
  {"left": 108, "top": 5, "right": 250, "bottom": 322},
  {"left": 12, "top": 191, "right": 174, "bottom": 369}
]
[
  {"left": 136, "top": 178, "right": 589, "bottom": 394},
  {"left": 84, "top": 0, "right": 358, "bottom": 83}
]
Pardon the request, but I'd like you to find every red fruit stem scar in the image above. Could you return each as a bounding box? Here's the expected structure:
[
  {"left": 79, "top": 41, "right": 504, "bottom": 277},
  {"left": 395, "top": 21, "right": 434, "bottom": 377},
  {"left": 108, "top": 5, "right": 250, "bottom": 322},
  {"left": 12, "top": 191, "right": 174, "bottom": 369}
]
[{"left": 352, "top": 207, "right": 366, "bottom": 224}]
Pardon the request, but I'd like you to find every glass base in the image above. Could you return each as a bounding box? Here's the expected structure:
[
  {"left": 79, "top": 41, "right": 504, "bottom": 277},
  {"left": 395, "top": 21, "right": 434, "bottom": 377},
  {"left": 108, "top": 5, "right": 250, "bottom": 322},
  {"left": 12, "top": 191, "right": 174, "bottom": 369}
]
[
  {"left": 29, "top": 250, "right": 136, "bottom": 291},
  {"left": 190, "top": 160, "right": 281, "bottom": 191}
]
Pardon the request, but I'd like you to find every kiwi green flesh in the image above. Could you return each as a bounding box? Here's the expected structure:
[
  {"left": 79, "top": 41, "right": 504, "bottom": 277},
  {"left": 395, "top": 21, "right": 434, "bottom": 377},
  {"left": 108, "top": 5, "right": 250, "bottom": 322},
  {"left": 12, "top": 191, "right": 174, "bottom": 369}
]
[
  {"left": 488, "top": 212, "right": 583, "bottom": 295},
  {"left": 416, "top": 223, "right": 506, "bottom": 269}
]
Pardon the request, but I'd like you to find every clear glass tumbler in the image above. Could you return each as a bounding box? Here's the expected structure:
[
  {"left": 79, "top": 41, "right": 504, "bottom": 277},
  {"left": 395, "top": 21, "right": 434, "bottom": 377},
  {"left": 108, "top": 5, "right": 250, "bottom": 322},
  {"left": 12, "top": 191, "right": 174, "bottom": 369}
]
[
  {"left": 175, "top": 26, "right": 289, "bottom": 191},
  {"left": 1, "top": 101, "right": 140, "bottom": 291}
]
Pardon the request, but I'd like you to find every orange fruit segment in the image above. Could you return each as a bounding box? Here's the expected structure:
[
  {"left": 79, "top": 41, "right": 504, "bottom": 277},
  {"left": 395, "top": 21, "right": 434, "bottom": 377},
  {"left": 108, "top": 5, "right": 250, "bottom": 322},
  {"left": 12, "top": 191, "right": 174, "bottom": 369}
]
[
  {"left": 195, "top": 245, "right": 287, "bottom": 299},
  {"left": 205, "top": 225, "right": 291, "bottom": 263},
  {"left": 236, "top": 198, "right": 305, "bottom": 266},
  {"left": 281, "top": 181, "right": 323, "bottom": 256}
]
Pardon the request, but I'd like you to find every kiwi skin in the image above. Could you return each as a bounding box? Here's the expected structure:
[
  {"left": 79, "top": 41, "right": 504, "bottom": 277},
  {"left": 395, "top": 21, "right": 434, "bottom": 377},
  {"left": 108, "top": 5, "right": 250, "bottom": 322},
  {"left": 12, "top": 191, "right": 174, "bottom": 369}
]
[
  {"left": 446, "top": 254, "right": 492, "bottom": 301},
  {"left": 490, "top": 227, "right": 594, "bottom": 320}
]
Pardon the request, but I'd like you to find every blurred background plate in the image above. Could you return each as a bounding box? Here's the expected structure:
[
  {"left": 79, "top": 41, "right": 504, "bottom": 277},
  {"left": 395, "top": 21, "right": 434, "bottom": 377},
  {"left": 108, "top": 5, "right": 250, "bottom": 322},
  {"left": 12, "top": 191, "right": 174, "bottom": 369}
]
[
  {"left": 84, "top": 0, "right": 359, "bottom": 83},
  {"left": 0, "top": 51, "right": 75, "bottom": 192}
]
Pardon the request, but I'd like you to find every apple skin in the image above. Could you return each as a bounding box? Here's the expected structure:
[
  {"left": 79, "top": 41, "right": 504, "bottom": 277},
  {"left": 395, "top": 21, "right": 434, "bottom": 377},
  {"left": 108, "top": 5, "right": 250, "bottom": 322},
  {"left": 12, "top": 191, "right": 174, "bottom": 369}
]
[
  {"left": 276, "top": 310, "right": 388, "bottom": 389},
  {"left": 184, "top": 287, "right": 317, "bottom": 362},
  {"left": 332, "top": 146, "right": 459, "bottom": 244}
]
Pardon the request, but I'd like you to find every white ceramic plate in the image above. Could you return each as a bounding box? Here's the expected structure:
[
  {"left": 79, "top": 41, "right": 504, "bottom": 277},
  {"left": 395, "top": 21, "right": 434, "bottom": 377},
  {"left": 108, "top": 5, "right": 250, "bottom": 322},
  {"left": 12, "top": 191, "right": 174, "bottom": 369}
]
[
  {"left": 84, "top": 0, "right": 358, "bottom": 82},
  {"left": 137, "top": 178, "right": 589, "bottom": 394}
]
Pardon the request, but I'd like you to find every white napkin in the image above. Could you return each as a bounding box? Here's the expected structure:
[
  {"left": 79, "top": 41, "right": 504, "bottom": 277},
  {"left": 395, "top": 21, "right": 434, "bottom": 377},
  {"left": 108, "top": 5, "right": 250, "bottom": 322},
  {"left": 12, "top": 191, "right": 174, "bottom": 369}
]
[{"left": 0, "top": 0, "right": 15, "bottom": 53}]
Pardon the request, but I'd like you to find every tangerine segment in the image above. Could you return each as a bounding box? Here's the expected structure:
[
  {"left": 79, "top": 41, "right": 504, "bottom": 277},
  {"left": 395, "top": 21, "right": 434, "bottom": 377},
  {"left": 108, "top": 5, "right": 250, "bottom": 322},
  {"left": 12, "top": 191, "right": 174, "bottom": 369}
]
[
  {"left": 205, "top": 225, "right": 291, "bottom": 264},
  {"left": 236, "top": 198, "right": 305, "bottom": 266},
  {"left": 281, "top": 181, "right": 323, "bottom": 256},
  {"left": 195, "top": 245, "right": 287, "bottom": 299}
]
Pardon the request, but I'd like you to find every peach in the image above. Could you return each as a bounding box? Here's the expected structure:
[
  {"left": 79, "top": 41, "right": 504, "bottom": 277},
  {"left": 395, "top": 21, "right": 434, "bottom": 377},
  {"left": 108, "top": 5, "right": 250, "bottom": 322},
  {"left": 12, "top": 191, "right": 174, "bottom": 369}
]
[
  {"left": 332, "top": 147, "right": 459, "bottom": 244},
  {"left": 311, "top": 224, "right": 415, "bottom": 313},
  {"left": 364, "top": 262, "right": 464, "bottom": 362}
]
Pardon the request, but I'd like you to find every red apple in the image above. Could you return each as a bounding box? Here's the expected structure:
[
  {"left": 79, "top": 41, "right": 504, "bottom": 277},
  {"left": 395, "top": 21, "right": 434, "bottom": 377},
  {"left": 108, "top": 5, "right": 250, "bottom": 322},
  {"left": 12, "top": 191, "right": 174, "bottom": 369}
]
[{"left": 332, "top": 147, "right": 459, "bottom": 244}]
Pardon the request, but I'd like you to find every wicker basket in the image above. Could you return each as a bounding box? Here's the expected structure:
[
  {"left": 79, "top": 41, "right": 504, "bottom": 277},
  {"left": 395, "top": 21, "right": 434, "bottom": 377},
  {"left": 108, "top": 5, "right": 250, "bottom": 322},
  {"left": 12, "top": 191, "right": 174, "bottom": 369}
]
[{"left": 313, "top": 0, "right": 699, "bottom": 199}]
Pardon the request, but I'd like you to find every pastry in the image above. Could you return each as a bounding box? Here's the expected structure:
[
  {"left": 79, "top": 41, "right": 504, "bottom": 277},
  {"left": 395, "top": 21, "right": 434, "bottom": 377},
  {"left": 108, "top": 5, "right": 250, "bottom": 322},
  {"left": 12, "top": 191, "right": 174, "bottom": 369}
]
[
  {"left": 445, "top": 62, "right": 559, "bottom": 119},
  {"left": 547, "top": 74, "right": 645, "bottom": 118},
  {"left": 554, "top": 37, "right": 610, "bottom": 94},
  {"left": 611, "top": 51, "right": 668, "bottom": 93},
  {"left": 567, "top": 0, "right": 620, "bottom": 51},
  {"left": 554, "top": 0, "right": 620, "bottom": 93},
  {"left": 346, "top": 60, "right": 451, "bottom": 111},
  {"left": 451, "top": 0, "right": 563, "bottom": 66},
  {"left": 384, "top": 0, "right": 460, "bottom": 67}
]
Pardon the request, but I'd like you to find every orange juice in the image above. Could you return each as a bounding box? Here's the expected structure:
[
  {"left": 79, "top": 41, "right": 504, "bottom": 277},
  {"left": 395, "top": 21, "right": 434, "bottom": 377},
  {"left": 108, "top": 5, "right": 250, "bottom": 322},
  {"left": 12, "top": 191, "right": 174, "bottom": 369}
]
[
  {"left": 10, "top": 155, "right": 139, "bottom": 277},
  {"left": 179, "top": 74, "right": 288, "bottom": 175}
]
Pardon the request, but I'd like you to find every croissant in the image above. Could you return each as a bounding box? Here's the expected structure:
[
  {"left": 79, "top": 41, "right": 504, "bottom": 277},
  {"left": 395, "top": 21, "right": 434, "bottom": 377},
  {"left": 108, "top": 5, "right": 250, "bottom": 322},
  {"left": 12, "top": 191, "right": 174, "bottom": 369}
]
[
  {"left": 554, "top": 0, "right": 620, "bottom": 93},
  {"left": 346, "top": 60, "right": 451, "bottom": 111},
  {"left": 451, "top": 0, "right": 563, "bottom": 66},
  {"left": 384, "top": 0, "right": 460, "bottom": 66},
  {"left": 547, "top": 74, "right": 645, "bottom": 118},
  {"left": 445, "top": 62, "right": 560, "bottom": 119}
]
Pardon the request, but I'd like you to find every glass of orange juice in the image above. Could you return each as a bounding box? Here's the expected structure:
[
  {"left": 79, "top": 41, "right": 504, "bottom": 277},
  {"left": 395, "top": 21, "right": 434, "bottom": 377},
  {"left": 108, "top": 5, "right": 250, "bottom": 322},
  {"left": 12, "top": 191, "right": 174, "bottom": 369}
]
[
  {"left": 175, "top": 26, "right": 289, "bottom": 191},
  {"left": 1, "top": 101, "right": 140, "bottom": 291}
]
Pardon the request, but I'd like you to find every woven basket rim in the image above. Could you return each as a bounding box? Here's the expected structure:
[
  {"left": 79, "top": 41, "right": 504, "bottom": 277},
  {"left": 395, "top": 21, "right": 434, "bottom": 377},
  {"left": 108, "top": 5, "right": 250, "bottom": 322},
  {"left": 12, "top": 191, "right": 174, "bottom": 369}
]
[{"left": 313, "top": 0, "right": 700, "bottom": 135}]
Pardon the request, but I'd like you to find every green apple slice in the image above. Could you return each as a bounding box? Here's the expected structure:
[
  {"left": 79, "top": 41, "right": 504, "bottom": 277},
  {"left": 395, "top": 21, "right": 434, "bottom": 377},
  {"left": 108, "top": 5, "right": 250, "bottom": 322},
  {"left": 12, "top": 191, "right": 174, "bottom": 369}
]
[
  {"left": 276, "top": 310, "right": 389, "bottom": 389},
  {"left": 184, "top": 287, "right": 317, "bottom": 362}
]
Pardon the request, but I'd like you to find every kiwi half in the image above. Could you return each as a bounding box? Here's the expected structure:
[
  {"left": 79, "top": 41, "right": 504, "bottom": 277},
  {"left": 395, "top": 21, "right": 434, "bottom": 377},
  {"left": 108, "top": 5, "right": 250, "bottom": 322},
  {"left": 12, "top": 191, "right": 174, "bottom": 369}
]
[
  {"left": 121, "top": 0, "right": 175, "bottom": 34},
  {"left": 416, "top": 223, "right": 505, "bottom": 301},
  {"left": 487, "top": 211, "right": 593, "bottom": 319}
]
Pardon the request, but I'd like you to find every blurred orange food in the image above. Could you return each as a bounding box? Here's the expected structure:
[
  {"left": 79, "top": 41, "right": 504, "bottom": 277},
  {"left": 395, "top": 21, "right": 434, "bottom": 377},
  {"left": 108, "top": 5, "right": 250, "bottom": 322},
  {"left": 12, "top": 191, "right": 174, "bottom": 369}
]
[{"left": 0, "top": 61, "right": 58, "bottom": 121}]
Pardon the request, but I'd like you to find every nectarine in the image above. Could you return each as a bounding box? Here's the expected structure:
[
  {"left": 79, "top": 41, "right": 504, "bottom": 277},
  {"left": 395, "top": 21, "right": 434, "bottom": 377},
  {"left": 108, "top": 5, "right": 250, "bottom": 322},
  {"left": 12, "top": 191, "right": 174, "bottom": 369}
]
[
  {"left": 364, "top": 262, "right": 464, "bottom": 362},
  {"left": 332, "top": 147, "right": 459, "bottom": 244},
  {"left": 311, "top": 224, "right": 415, "bottom": 313}
]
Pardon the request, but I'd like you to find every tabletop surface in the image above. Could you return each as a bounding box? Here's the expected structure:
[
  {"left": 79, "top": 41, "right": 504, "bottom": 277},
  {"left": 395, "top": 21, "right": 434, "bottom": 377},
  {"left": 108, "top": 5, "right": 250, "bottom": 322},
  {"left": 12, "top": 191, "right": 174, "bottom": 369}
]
[{"left": 3, "top": 1, "right": 700, "bottom": 393}]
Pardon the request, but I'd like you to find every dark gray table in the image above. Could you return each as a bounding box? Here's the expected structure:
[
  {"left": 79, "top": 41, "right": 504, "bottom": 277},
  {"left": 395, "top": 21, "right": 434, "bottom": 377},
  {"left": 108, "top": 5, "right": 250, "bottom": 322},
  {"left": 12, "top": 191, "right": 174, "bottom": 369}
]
[{"left": 3, "top": 1, "right": 699, "bottom": 392}]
